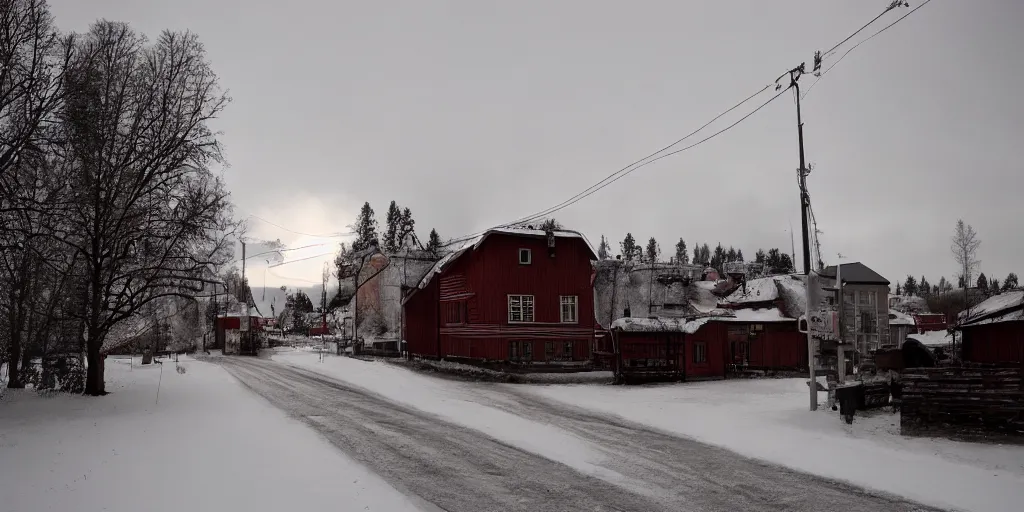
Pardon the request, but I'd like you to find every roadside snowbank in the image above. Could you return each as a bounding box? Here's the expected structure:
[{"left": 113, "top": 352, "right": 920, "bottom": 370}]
[
  {"left": 524, "top": 379, "right": 1024, "bottom": 512},
  {"left": 0, "top": 355, "right": 423, "bottom": 512}
]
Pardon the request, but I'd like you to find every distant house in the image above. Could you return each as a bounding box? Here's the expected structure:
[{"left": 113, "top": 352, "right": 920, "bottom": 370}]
[
  {"left": 819, "top": 262, "right": 891, "bottom": 354},
  {"left": 889, "top": 309, "right": 916, "bottom": 346},
  {"left": 403, "top": 228, "right": 597, "bottom": 367},
  {"left": 719, "top": 275, "right": 806, "bottom": 370},
  {"left": 959, "top": 290, "right": 1024, "bottom": 364}
]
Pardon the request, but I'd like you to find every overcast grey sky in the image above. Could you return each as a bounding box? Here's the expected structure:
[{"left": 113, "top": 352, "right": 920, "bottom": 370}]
[{"left": 49, "top": 1, "right": 1024, "bottom": 290}]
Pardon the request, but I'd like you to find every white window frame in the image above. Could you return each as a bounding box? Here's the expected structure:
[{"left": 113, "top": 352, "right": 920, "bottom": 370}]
[
  {"left": 508, "top": 294, "right": 535, "bottom": 323},
  {"left": 559, "top": 295, "right": 578, "bottom": 323},
  {"left": 518, "top": 248, "right": 532, "bottom": 265},
  {"left": 854, "top": 290, "right": 879, "bottom": 351}
]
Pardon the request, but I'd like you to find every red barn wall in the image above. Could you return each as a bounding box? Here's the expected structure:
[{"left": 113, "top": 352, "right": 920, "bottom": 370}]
[
  {"left": 404, "top": 277, "right": 440, "bottom": 357},
  {"left": 963, "top": 321, "right": 1024, "bottom": 364},
  {"left": 686, "top": 322, "right": 728, "bottom": 379}
]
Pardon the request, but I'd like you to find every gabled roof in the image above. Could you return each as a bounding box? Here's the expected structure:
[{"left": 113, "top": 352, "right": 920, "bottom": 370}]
[
  {"left": 407, "top": 228, "right": 596, "bottom": 298},
  {"left": 961, "top": 290, "right": 1024, "bottom": 326},
  {"left": 819, "top": 262, "right": 889, "bottom": 285}
]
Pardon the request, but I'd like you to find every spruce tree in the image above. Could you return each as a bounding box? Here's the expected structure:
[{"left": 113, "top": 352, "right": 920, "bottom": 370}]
[
  {"left": 352, "top": 202, "right": 379, "bottom": 252},
  {"left": 645, "top": 237, "right": 660, "bottom": 263},
  {"left": 976, "top": 273, "right": 988, "bottom": 291},
  {"left": 597, "top": 235, "right": 611, "bottom": 260},
  {"left": 675, "top": 238, "right": 688, "bottom": 264},
  {"left": 620, "top": 233, "right": 638, "bottom": 261},
  {"left": 383, "top": 201, "right": 400, "bottom": 253},
  {"left": 1003, "top": 273, "right": 1019, "bottom": 290},
  {"left": 425, "top": 228, "right": 443, "bottom": 258}
]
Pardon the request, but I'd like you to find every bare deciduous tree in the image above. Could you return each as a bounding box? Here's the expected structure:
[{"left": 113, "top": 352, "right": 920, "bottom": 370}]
[
  {"left": 950, "top": 219, "right": 980, "bottom": 291},
  {"left": 53, "top": 22, "right": 234, "bottom": 395}
]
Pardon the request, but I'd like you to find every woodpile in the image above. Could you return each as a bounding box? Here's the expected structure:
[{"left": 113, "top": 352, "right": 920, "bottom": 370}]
[{"left": 901, "top": 366, "right": 1024, "bottom": 441}]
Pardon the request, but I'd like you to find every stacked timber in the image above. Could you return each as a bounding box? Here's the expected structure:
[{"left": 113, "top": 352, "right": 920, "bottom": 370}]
[{"left": 901, "top": 366, "right": 1024, "bottom": 441}]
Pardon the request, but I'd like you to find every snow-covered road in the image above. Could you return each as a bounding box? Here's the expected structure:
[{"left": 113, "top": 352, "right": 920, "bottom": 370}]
[{"left": 217, "top": 356, "right": 937, "bottom": 512}]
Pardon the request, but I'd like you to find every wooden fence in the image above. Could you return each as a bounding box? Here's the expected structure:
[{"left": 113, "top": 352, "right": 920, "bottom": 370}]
[{"left": 901, "top": 366, "right": 1024, "bottom": 441}]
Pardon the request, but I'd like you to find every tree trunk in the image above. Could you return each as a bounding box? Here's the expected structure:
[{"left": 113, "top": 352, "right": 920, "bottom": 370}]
[
  {"left": 85, "top": 330, "right": 105, "bottom": 395},
  {"left": 6, "top": 320, "right": 24, "bottom": 388}
]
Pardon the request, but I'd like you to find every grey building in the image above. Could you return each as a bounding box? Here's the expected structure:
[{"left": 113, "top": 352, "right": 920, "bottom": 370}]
[{"left": 819, "top": 262, "right": 892, "bottom": 356}]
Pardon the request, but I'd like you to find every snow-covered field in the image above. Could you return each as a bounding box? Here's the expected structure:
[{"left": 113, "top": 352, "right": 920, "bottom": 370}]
[
  {"left": 0, "top": 355, "right": 423, "bottom": 512},
  {"left": 526, "top": 378, "right": 1024, "bottom": 512},
  {"left": 277, "top": 350, "right": 1024, "bottom": 512}
]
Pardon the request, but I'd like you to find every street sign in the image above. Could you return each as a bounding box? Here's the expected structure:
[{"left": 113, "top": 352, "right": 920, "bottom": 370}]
[{"left": 809, "top": 309, "right": 838, "bottom": 341}]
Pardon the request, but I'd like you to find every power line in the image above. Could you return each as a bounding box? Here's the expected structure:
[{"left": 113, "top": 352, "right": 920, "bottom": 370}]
[
  {"left": 804, "top": 0, "right": 933, "bottom": 99},
  {"left": 246, "top": 213, "right": 354, "bottom": 239},
  {"left": 821, "top": 0, "right": 908, "bottom": 59},
  {"left": 495, "top": 82, "right": 780, "bottom": 231},
  {"left": 440, "top": 83, "right": 792, "bottom": 250},
  {"left": 267, "top": 251, "right": 335, "bottom": 269}
]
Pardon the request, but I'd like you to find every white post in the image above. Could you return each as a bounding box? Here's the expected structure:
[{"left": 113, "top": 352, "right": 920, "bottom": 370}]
[{"left": 806, "top": 270, "right": 817, "bottom": 411}]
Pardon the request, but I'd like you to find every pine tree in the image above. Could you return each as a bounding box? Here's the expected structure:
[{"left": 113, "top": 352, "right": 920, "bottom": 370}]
[
  {"left": 425, "top": 228, "right": 442, "bottom": 258},
  {"left": 726, "top": 247, "right": 737, "bottom": 263},
  {"left": 1003, "top": 272, "right": 1019, "bottom": 290},
  {"left": 620, "top": 233, "right": 638, "bottom": 262},
  {"left": 990, "top": 277, "right": 1000, "bottom": 294},
  {"left": 904, "top": 275, "right": 918, "bottom": 296},
  {"left": 675, "top": 238, "right": 688, "bottom": 264},
  {"left": 352, "top": 202, "right": 379, "bottom": 252},
  {"left": 755, "top": 249, "right": 766, "bottom": 264},
  {"left": 397, "top": 207, "right": 416, "bottom": 249},
  {"left": 895, "top": 282, "right": 902, "bottom": 296},
  {"left": 693, "top": 246, "right": 701, "bottom": 265},
  {"left": 976, "top": 273, "right": 988, "bottom": 291},
  {"left": 937, "top": 276, "right": 948, "bottom": 295},
  {"left": 383, "top": 200, "right": 401, "bottom": 253},
  {"left": 736, "top": 249, "right": 744, "bottom": 262},
  {"left": 919, "top": 276, "right": 930, "bottom": 297},
  {"left": 702, "top": 244, "right": 711, "bottom": 265},
  {"left": 597, "top": 235, "right": 611, "bottom": 260},
  {"left": 645, "top": 237, "right": 660, "bottom": 263},
  {"left": 778, "top": 253, "right": 794, "bottom": 273},
  {"left": 539, "top": 218, "right": 562, "bottom": 231}
]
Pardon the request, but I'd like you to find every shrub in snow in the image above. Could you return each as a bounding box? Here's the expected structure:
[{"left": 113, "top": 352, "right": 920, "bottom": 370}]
[{"left": 176, "top": 364, "right": 187, "bottom": 375}]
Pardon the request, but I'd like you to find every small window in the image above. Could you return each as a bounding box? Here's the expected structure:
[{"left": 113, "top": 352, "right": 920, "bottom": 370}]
[
  {"left": 563, "top": 341, "right": 574, "bottom": 360},
  {"left": 693, "top": 342, "right": 707, "bottom": 364},
  {"left": 443, "top": 302, "right": 464, "bottom": 325},
  {"left": 518, "top": 248, "right": 532, "bottom": 265},
  {"left": 560, "top": 296, "right": 578, "bottom": 323},
  {"left": 508, "top": 295, "right": 535, "bottom": 322},
  {"left": 522, "top": 341, "right": 533, "bottom": 361},
  {"left": 545, "top": 341, "right": 554, "bottom": 361},
  {"left": 509, "top": 341, "right": 519, "bottom": 361}
]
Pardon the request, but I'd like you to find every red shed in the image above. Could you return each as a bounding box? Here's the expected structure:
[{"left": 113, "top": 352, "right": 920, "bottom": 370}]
[
  {"left": 960, "top": 291, "right": 1024, "bottom": 365},
  {"left": 719, "top": 276, "right": 807, "bottom": 371},
  {"left": 403, "top": 228, "right": 597, "bottom": 367},
  {"left": 609, "top": 316, "right": 729, "bottom": 383}
]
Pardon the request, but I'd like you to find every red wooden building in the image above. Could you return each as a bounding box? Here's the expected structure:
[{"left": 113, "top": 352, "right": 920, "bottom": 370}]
[
  {"left": 609, "top": 317, "right": 726, "bottom": 382},
  {"left": 719, "top": 276, "right": 806, "bottom": 370},
  {"left": 960, "top": 290, "right": 1024, "bottom": 364},
  {"left": 403, "top": 228, "right": 597, "bottom": 367}
]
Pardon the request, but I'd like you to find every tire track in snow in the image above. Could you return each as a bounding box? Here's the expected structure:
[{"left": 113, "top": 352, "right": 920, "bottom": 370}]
[{"left": 215, "top": 357, "right": 666, "bottom": 512}]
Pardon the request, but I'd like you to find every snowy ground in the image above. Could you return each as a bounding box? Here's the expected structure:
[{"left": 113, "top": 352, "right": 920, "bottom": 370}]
[
  {"left": 0, "top": 355, "right": 424, "bottom": 512},
  {"left": 275, "top": 350, "right": 1024, "bottom": 512},
  {"left": 526, "top": 378, "right": 1024, "bottom": 512}
]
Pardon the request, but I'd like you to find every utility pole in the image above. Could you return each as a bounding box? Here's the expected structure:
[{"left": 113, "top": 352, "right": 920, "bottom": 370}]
[
  {"left": 789, "top": 64, "right": 817, "bottom": 411},
  {"left": 241, "top": 240, "right": 250, "bottom": 355},
  {"left": 836, "top": 259, "right": 846, "bottom": 384}
]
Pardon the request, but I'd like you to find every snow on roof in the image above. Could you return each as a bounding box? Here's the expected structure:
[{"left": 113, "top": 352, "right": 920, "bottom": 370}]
[
  {"left": 773, "top": 274, "right": 808, "bottom": 317},
  {"left": 719, "top": 307, "right": 794, "bottom": 323},
  {"left": 963, "top": 308, "right": 1024, "bottom": 327},
  {"left": 907, "top": 330, "right": 953, "bottom": 347},
  {"left": 611, "top": 316, "right": 713, "bottom": 333},
  {"left": 723, "top": 277, "right": 779, "bottom": 304},
  {"left": 961, "top": 290, "right": 1024, "bottom": 325},
  {"left": 689, "top": 281, "right": 722, "bottom": 313},
  {"left": 888, "top": 309, "right": 915, "bottom": 326},
  {"left": 415, "top": 229, "right": 595, "bottom": 291}
]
